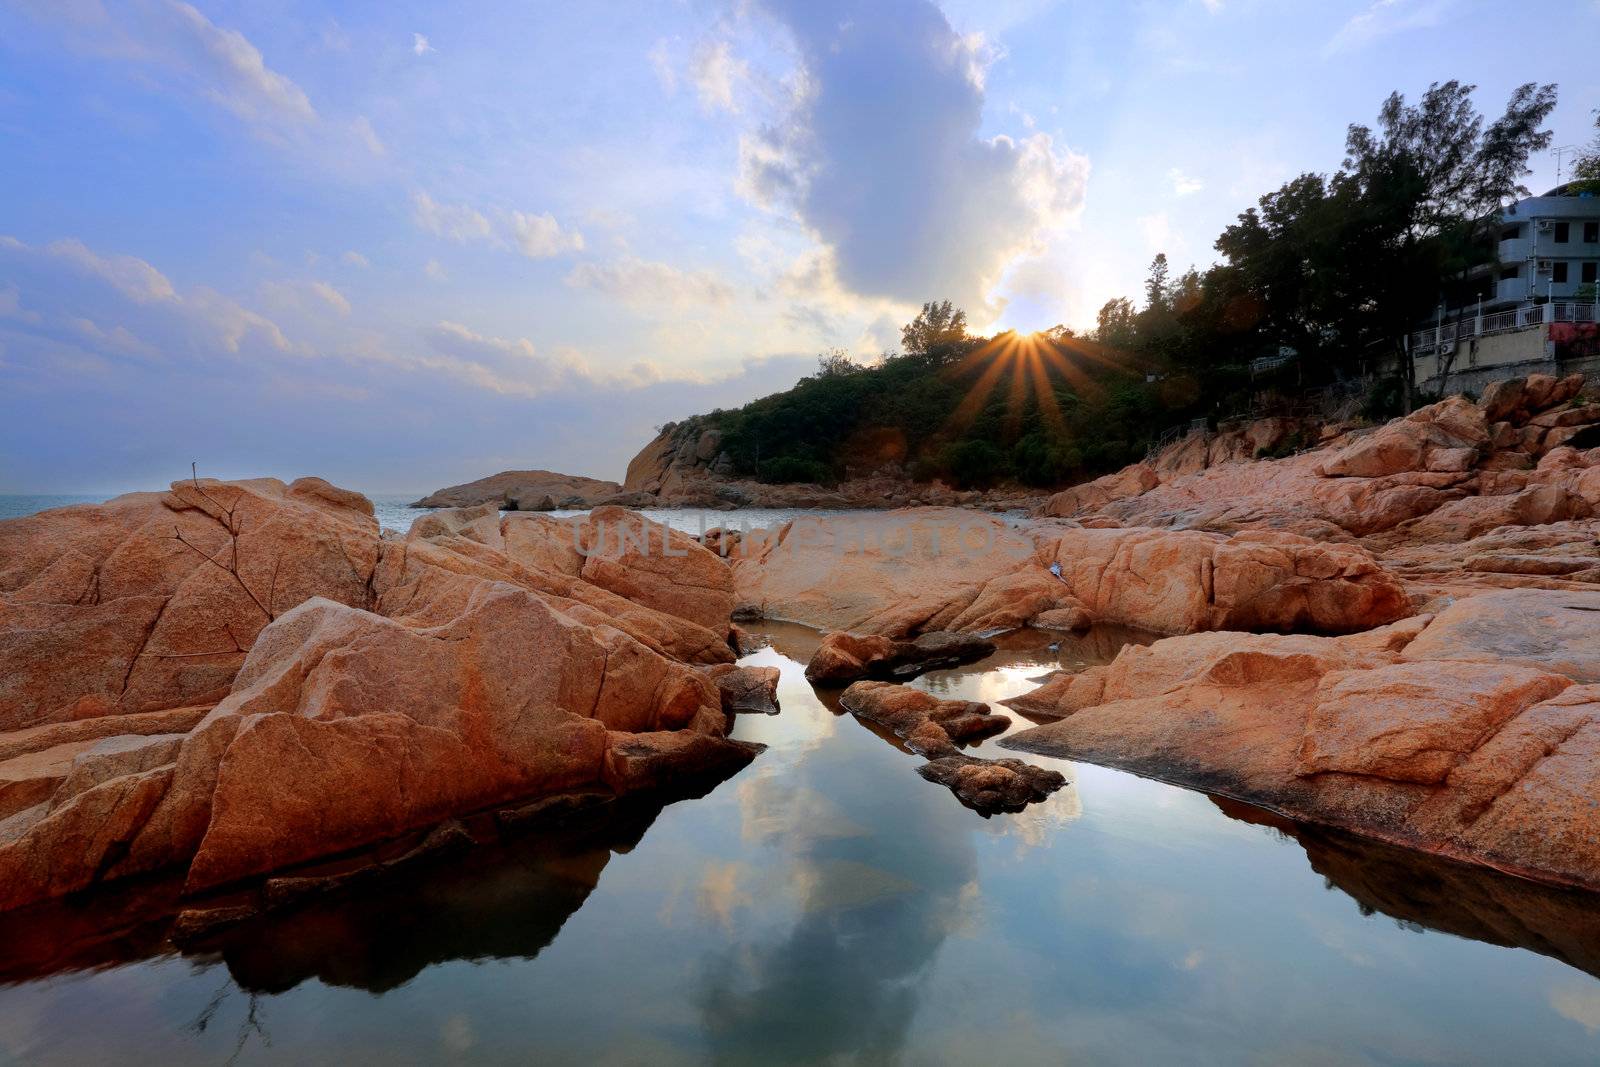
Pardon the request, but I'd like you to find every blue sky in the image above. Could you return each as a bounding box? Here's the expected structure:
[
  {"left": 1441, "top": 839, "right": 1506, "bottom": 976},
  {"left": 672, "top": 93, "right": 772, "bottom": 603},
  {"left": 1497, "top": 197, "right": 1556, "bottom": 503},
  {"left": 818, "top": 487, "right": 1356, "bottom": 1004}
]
[{"left": 1, "top": 0, "right": 1597, "bottom": 494}]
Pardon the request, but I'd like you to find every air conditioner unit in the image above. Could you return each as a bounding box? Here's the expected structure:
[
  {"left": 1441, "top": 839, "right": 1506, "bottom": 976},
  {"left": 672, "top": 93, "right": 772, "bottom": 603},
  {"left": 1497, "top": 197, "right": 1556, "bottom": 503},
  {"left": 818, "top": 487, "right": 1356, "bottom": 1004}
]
[
  {"left": 1537, "top": 259, "right": 1553, "bottom": 272},
  {"left": 1537, "top": 220, "right": 1554, "bottom": 231},
  {"left": 1438, "top": 341, "right": 1455, "bottom": 356}
]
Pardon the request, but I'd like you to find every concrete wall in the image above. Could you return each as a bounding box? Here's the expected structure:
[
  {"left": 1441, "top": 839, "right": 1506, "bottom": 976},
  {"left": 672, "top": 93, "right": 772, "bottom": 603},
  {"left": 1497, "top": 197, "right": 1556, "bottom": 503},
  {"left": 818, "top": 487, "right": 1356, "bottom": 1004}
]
[{"left": 1415, "top": 325, "right": 1600, "bottom": 396}]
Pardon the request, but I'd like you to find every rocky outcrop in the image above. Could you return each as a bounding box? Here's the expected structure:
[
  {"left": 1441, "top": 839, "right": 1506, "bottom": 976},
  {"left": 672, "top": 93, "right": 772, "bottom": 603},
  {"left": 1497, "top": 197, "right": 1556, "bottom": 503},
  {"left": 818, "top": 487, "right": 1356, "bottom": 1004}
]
[
  {"left": 916, "top": 753, "right": 1068, "bottom": 815},
  {"left": 0, "top": 477, "right": 380, "bottom": 731},
  {"left": 410, "top": 469, "right": 621, "bottom": 510},
  {"left": 0, "top": 485, "right": 756, "bottom": 912},
  {"left": 705, "top": 664, "right": 781, "bottom": 714},
  {"left": 732, "top": 509, "right": 1411, "bottom": 638},
  {"left": 1038, "top": 375, "right": 1598, "bottom": 547},
  {"left": 839, "top": 680, "right": 1012, "bottom": 747},
  {"left": 839, "top": 680, "right": 1065, "bottom": 814},
  {"left": 804, "top": 630, "right": 996, "bottom": 684},
  {"left": 621, "top": 417, "right": 1036, "bottom": 511},
  {"left": 999, "top": 590, "right": 1600, "bottom": 890}
]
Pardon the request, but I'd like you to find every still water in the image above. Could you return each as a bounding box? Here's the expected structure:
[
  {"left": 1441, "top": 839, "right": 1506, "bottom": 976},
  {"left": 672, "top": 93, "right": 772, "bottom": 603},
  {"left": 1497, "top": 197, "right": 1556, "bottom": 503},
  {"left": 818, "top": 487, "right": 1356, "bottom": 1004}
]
[{"left": 4, "top": 626, "right": 1600, "bottom": 1064}]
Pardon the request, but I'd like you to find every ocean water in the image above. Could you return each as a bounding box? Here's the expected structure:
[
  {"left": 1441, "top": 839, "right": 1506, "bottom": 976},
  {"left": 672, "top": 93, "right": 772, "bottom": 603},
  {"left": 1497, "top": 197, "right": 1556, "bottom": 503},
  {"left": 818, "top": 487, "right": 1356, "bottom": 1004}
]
[
  {"left": 1, "top": 492, "right": 859, "bottom": 537},
  {"left": 3, "top": 625, "right": 1600, "bottom": 1063}
]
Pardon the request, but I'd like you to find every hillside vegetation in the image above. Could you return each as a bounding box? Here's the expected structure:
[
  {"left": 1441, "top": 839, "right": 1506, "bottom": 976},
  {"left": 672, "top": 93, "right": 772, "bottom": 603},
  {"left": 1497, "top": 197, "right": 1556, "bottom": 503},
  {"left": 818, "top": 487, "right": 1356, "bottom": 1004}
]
[{"left": 687, "top": 81, "right": 1564, "bottom": 489}]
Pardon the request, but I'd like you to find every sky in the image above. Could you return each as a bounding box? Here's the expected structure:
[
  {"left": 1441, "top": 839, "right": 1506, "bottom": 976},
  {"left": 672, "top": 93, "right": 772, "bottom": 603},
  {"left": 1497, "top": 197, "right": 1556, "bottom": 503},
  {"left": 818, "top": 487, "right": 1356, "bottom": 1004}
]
[{"left": 1, "top": 0, "right": 1597, "bottom": 494}]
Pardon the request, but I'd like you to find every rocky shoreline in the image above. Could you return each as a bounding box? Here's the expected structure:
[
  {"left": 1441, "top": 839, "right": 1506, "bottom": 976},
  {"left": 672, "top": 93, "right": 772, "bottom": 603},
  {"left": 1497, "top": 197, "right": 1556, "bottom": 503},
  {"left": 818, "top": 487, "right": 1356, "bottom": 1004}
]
[{"left": 3, "top": 371, "right": 1600, "bottom": 932}]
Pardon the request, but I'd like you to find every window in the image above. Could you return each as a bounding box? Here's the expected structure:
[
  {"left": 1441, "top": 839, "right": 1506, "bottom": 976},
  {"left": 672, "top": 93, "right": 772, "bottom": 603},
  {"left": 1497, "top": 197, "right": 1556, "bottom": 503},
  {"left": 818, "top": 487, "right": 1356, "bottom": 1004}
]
[
  {"left": 1500, "top": 265, "right": 1520, "bottom": 280},
  {"left": 1552, "top": 262, "right": 1568, "bottom": 284},
  {"left": 1586, "top": 222, "right": 1599, "bottom": 243},
  {"left": 1553, "top": 222, "right": 1570, "bottom": 243},
  {"left": 1501, "top": 225, "right": 1521, "bottom": 241},
  {"left": 1584, "top": 262, "right": 1599, "bottom": 284}
]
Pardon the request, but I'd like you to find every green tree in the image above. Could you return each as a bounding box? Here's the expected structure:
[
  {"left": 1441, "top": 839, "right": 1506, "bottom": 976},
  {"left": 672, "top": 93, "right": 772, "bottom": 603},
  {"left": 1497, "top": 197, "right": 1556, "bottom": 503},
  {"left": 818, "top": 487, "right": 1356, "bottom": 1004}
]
[
  {"left": 1341, "top": 80, "right": 1557, "bottom": 406},
  {"left": 1572, "top": 109, "right": 1600, "bottom": 189},
  {"left": 901, "top": 299, "right": 969, "bottom": 356},
  {"left": 1093, "top": 297, "right": 1137, "bottom": 349}
]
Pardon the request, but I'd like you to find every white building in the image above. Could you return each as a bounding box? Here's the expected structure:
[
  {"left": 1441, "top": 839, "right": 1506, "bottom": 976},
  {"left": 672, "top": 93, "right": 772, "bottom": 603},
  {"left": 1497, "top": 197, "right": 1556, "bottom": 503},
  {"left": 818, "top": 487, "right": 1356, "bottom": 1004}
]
[
  {"left": 1410, "top": 182, "right": 1600, "bottom": 392},
  {"left": 1481, "top": 182, "right": 1600, "bottom": 306}
]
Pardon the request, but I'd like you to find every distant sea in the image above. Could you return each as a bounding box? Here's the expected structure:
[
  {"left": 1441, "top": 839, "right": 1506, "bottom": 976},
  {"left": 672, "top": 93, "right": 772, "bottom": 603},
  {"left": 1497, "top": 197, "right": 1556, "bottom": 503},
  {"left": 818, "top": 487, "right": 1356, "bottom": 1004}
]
[{"left": 0, "top": 492, "right": 852, "bottom": 536}]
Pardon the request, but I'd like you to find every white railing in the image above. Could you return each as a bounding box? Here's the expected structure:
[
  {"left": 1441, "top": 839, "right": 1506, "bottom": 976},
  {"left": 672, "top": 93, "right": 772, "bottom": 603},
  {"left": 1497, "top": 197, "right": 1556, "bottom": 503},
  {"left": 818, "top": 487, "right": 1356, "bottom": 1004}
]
[{"left": 1410, "top": 301, "right": 1600, "bottom": 354}]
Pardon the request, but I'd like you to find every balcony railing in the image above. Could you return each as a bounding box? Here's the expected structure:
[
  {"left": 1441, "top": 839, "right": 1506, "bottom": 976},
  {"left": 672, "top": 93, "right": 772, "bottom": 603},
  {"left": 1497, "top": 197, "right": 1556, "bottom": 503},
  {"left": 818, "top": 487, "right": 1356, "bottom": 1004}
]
[{"left": 1410, "top": 301, "right": 1598, "bottom": 354}]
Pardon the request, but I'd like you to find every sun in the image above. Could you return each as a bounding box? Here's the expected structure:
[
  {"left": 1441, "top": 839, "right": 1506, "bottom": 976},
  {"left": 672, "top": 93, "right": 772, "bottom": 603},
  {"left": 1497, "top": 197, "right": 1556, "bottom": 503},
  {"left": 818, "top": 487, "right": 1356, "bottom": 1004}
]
[{"left": 941, "top": 329, "right": 1130, "bottom": 439}]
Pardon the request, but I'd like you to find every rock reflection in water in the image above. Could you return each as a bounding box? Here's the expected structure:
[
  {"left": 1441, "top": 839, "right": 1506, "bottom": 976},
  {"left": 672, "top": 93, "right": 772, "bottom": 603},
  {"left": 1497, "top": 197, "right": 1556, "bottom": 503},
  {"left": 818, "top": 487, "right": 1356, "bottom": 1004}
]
[{"left": 1210, "top": 796, "right": 1600, "bottom": 981}]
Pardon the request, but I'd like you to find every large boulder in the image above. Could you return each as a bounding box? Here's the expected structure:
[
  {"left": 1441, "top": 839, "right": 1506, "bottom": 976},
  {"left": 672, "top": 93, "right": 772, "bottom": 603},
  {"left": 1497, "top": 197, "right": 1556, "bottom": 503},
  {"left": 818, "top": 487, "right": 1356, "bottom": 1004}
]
[
  {"left": 0, "top": 487, "right": 752, "bottom": 913},
  {"left": 1000, "top": 588, "right": 1600, "bottom": 889},
  {"left": 1037, "top": 526, "right": 1412, "bottom": 635},
  {"left": 0, "top": 478, "right": 379, "bottom": 731},
  {"left": 732, "top": 509, "right": 1410, "bottom": 638},
  {"left": 1317, "top": 396, "right": 1488, "bottom": 479},
  {"left": 1039, "top": 463, "right": 1160, "bottom": 518}
]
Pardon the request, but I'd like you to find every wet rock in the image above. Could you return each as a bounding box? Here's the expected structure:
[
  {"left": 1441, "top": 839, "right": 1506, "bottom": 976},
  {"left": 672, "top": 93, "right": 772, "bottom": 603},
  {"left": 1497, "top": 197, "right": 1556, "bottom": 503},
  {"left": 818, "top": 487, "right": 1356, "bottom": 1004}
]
[
  {"left": 601, "top": 731, "right": 764, "bottom": 794},
  {"left": 171, "top": 903, "right": 259, "bottom": 943},
  {"left": 805, "top": 630, "right": 996, "bottom": 684},
  {"left": 707, "top": 664, "right": 781, "bottom": 714},
  {"left": 917, "top": 754, "right": 1066, "bottom": 815},
  {"left": 839, "top": 680, "right": 1011, "bottom": 745}
]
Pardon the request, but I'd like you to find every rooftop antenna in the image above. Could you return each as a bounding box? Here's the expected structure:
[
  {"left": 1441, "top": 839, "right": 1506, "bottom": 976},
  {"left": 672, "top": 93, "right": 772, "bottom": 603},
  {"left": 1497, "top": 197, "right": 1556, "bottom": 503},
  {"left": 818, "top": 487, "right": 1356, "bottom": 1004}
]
[{"left": 1554, "top": 144, "right": 1581, "bottom": 186}]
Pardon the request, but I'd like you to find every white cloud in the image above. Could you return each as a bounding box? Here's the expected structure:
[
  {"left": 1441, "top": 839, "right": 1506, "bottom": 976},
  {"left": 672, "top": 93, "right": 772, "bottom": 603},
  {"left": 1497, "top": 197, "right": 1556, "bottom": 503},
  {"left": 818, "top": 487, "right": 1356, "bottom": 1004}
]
[
  {"left": 165, "top": 1, "right": 316, "bottom": 127},
  {"left": 1324, "top": 0, "right": 1453, "bottom": 56},
  {"left": 0, "top": 285, "right": 43, "bottom": 324},
  {"left": 17, "top": 1, "right": 388, "bottom": 161},
  {"left": 411, "top": 192, "right": 494, "bottom": 243},
  {"left": 413, "top": 33, "right": 434, "bottom": 56},
  {"left": 341, "top": 250, "right": 370, "bottom": 268},
  {"left": 412, "top": 321, "right": 675, "bottom": 399},
  {"left": 690, "top": 39, "right": 747, "bottom": 113},
  {"left": 349, "top": 115, "right": 385, "bottom": 155},
  {"left": 740, "top": 0, "right": 1089, "bottom": 325},
  {"left": 0, "top": 235, "right": 299, "bottom": 366},
  {"left": 1200, "top": 0, "right": 1223, "bottom": 12},
  {"left": 1168, "top": 168, "right": 1203, "bottom": 196},
  {"left": 261, "top": 278, "right": 349, "bottom": 317},
  {"left": 424, "top": 259, "right": 448, "bottom": 281},
  {"left": 508, "top": 211, "right": 585, "bottom": 258},
  {"left": 648, "top": 38, "right": 677, "bottom": 93},
  {"left": 565, "top": 255, "right": 736, "bottom": 308},
  {"left": 413, "top": 193, "right": 585, "bottom": 260},
  {"left": 44, "top": 238, "right": 177, "bottom": 303}
]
